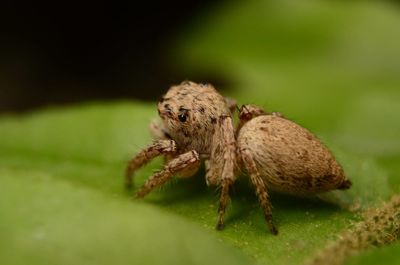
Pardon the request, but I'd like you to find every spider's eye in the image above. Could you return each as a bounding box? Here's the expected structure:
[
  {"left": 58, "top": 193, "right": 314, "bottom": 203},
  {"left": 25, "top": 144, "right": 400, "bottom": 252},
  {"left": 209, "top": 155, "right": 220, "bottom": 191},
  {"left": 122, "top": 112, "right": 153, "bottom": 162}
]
[
  {"left": 177, "top": 107, "right": 189, "bottom": 123},
  {"left": 178, "top": 113, "right": 188, "bottom": 122}
]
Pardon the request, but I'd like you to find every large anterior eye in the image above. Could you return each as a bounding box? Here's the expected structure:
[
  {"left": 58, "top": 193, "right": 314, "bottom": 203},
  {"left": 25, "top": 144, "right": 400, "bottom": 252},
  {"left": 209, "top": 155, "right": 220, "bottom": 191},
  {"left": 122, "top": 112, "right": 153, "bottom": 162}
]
[
  {"left": 178, "top": 113, "right": 188, "bottom": 122},
  {"left": 178, "top": 107, "right": 189, "bottom": 122}
]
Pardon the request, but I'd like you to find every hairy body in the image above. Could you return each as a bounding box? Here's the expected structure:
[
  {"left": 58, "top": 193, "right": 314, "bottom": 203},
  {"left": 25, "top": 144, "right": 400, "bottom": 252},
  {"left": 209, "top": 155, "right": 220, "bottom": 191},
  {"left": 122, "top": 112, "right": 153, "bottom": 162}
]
[{"left": 126, "top": 81, "right": 351, "bottom": 234}]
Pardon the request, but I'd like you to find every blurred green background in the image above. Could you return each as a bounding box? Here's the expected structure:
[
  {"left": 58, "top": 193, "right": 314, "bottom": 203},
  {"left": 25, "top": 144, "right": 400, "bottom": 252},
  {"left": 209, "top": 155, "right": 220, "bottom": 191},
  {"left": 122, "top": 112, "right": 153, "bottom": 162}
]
[{"left": 1, "top": 0, "right": 400, "bottom": 265}]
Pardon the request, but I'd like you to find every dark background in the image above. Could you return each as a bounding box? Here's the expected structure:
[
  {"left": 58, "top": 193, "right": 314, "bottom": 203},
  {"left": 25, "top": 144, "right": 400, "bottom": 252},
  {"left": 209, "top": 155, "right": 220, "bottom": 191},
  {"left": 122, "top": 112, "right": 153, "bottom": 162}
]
[
  {"left": 2, "top": 0, "right": 399, "bottom": 113},
  {"left": 0, "top": 1, "right": 225, "bottom": 112}
]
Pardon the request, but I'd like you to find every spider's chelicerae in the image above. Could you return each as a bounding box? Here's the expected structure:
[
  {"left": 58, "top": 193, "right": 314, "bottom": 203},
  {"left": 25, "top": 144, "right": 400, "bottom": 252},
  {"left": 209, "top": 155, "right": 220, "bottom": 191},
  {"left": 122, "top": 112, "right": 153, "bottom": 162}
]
[{"left": 125, "top": 81, "right": 352, "bottom": 234}]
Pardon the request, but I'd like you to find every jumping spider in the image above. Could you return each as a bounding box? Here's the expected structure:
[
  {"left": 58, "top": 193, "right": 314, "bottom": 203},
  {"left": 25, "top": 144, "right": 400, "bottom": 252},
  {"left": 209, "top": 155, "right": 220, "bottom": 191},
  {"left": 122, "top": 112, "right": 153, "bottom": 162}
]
[{"left": 125, "top": 81, "right": 352, "bottom": 234}]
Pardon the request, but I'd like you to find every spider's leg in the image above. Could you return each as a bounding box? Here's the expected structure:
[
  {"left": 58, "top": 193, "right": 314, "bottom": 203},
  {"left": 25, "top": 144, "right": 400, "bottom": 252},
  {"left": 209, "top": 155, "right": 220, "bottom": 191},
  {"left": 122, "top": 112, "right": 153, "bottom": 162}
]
[
  {"left": 240, "top": 148, "right": 278, "bottom": 235},
  {"left": 236, "top": 104, "right": 285, "bottom": 134},
  {"left": 214, "top": 115, "right": 237, "bottom": 230},
  {"left": 125, "top": 139, "right": 176, "bottom": 188},
  {"left": 136, "top": 150, "right": 200, "bottom": 198},
  {"left": 239, "top": 104, "right": 267, "bottom": 120}
]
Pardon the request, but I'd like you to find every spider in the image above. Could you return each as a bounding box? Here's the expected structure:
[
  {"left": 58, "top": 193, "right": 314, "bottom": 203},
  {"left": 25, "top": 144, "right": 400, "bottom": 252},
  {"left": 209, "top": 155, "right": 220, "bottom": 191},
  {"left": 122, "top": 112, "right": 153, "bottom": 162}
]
[{"left": 125, "top": 81, "right": 352, "bottom": 234}]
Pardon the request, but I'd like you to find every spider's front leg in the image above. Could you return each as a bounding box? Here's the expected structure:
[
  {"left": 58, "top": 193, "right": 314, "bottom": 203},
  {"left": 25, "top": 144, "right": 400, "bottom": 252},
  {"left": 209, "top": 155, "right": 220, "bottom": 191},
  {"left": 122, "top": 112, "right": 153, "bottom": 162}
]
[
  {"left": 125, "top": 139, "right": 177, "bottom": 188},
  {"left": 136, "top": 150, "right": 200, "bottom": 198},
  {"left": 213, "top": 115, "right": 237, "bottom": 230}
]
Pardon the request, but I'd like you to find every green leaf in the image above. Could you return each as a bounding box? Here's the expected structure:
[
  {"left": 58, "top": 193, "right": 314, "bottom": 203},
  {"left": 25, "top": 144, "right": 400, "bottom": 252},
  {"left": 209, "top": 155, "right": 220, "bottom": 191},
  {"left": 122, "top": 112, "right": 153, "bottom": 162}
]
[{"left": 0, "top": 101, "right": 391, "bottom": 265}]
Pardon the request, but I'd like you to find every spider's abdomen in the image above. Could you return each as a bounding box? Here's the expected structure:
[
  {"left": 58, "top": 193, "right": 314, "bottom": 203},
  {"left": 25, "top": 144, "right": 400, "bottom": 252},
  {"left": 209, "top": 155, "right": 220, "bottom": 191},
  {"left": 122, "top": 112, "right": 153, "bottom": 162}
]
[{"left": 237, "top": 115, "right": 350, "bottom": 194}]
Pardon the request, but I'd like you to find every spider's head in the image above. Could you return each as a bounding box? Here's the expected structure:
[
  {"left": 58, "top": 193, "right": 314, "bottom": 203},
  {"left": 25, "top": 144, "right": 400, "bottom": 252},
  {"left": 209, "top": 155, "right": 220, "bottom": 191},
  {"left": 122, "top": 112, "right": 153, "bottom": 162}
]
[{"left": 157, "top": 81, "right": 231, "bottom": 152}]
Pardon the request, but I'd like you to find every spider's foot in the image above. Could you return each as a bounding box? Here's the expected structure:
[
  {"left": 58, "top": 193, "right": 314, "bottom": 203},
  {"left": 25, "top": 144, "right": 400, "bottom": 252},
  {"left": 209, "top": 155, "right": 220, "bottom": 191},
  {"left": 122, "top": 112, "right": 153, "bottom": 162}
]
[
  {"left": 269, "top": 224, "right": 278, "bottom": 235},
  {"left": 216, "top": 217, "right": 225, "bottom": 230}
]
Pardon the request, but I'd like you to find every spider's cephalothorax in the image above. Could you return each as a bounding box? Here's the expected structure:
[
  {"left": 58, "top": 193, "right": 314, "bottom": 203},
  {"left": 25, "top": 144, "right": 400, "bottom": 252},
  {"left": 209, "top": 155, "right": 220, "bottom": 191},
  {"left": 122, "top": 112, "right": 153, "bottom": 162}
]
[
  {"left": 126, "top": 81, "right": 352, "bottom": 235},
  {"left": 157, "top": 81, "right": 231, "bottom": 155}
]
